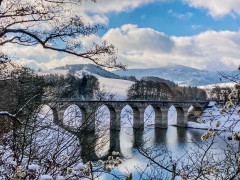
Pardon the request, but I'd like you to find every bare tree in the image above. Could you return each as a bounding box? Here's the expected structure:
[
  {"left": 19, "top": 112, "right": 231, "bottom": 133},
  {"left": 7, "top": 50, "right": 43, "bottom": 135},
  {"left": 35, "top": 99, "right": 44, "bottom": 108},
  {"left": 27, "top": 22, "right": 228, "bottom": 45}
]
[{"left": 0, "top": 0, "right": 125, "bottom": 69}]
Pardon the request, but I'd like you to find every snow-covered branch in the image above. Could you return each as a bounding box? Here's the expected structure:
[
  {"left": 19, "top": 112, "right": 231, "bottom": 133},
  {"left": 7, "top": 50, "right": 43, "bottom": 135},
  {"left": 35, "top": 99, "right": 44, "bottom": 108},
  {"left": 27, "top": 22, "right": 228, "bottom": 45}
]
[{"left": 0, "top": 111, "right": 22, "bottom": 124}]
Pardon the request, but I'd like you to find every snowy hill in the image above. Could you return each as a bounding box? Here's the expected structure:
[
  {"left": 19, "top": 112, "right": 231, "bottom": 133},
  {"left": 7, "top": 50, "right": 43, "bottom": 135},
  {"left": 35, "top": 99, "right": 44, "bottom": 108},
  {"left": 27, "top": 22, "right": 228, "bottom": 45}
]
[
  {"left": 55, "top": 64, "right": 120, "bottom": 79},
  {"left": 98, "top": 77, "right": 134, "bottom": 100},
  {"left": 113, "top": 65, "right": 239, "bottom": 86},
  {"left": 198, "top": 82, "right": 235, "bottom": 89}
]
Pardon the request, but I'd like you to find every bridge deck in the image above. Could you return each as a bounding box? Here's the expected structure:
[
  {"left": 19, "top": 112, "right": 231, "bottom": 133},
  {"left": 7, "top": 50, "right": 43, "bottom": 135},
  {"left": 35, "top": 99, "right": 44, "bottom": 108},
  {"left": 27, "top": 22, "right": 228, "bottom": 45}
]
[{"left": 50, "top": 100, "right": 210, "bottom": 103}]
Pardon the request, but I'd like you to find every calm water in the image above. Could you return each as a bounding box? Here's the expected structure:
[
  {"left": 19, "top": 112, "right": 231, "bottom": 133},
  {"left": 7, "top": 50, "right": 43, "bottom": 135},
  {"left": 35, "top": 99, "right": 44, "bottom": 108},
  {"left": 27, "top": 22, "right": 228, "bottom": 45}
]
[{"left": 76, "top": 126, "right": 230, "bottom": 179}]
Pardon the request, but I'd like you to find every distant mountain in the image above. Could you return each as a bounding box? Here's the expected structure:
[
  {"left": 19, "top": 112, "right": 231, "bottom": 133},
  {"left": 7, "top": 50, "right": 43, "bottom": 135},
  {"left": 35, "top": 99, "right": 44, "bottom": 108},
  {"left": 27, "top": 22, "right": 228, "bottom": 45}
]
[
  {"left": 113, "top": 65, "right": 239, "bottom": 86},
  {"left": 141, "top": 76, "right": 178, "bottom": 87},
  {"left": 55, "top": 64, "right": 120, "bottom": 79}
]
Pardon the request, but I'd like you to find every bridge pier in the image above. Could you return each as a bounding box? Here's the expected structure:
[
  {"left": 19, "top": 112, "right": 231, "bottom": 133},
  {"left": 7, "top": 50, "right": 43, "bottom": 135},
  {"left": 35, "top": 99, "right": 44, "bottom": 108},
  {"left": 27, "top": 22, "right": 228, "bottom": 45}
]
[
  {"left": 109, "top": 107, "right": 122, "bottom": 131},
  {"left": 50, "top": 105, "right": 64, "bottom": 125},
  {"left": 176, "top": 106, "right": 189, "bottom": 127},
  {"left": 81, "top": 107, "right": 96, "bottom": 132},
  {"left": 155, "top": 107, "right": 169, "bottom": 128}
]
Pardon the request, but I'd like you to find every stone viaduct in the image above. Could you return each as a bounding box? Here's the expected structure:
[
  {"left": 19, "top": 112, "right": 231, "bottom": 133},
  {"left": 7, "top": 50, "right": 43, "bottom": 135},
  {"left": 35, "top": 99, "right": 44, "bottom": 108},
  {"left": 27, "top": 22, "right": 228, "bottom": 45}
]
[{"left": 47, "top": 100, "right": 210, "bottom": 131}]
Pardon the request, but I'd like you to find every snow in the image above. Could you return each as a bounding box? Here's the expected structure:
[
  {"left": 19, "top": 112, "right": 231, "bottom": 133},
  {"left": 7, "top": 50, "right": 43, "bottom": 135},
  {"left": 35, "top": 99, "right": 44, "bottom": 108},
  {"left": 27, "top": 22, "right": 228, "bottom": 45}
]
[
  {"left": 56, "top": 176, "right": 65, "bottom": 180},
  {"left": 187, "top": 104, "right": 240, "bottom": 131},
  {"left": 37, "top": 69, "right": 68, "bottom": 76},
  {"left": 28, "top": 164, "right": 39, "bottom": 170},
  {"left": 40, "top": 175, "right": 53, "bottom": 180},
  {"left": 75, "top": 70, "right": 100, "bottom": 78},
  {"left": 208, "top": 101, "right": 216, "bottom": 106},
  {"left": 198, "top": 82, "right": 235, "bottom": 89},
  {"left": 198, "top": 82, "right": 235, "bottom": 99},
  {"left": 98, "top": 77, "right": 134, "bottom": 100}
]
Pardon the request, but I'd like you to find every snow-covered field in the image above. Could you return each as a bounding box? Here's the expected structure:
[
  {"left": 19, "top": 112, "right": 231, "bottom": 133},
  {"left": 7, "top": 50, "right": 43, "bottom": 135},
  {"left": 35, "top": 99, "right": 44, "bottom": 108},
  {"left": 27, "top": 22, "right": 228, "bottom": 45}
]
[
  {"left": 198, "top": 82, "right": 235, "bottom": 89},
  {"left": 187, "top": 104, "right": 240, "bottom": 131},
  {"left": 98, "top": 77, "right": 134, "bottom": 100}
]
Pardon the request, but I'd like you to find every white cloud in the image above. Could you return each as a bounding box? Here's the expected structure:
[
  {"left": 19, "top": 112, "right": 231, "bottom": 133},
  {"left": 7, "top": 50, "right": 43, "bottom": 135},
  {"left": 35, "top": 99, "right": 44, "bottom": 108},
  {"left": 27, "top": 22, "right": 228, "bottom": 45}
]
[
  {"left": 6, "top": 25, "right": 240, "bottom": 71},
  {"left": 68, "top": 0, "right": 168, "bottom": 25},
  {"left": 2, "top": 44, "right": 58, "bottom": 63},
  {"left": 183, "top": 0, "right": 240, "bottom": 18},
  {"left": 81, "top": 0, "right": 166, "bottom": 14},
  {"left": 101, "top": 25, "right": 240, "bottom": 71}
]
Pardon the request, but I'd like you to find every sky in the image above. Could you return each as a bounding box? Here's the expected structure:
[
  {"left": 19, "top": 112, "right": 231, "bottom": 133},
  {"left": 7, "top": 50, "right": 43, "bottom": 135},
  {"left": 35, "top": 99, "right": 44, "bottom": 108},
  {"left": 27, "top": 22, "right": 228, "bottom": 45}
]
[{"left": 10, "top": 0, "right": 240, "bottom": 71}]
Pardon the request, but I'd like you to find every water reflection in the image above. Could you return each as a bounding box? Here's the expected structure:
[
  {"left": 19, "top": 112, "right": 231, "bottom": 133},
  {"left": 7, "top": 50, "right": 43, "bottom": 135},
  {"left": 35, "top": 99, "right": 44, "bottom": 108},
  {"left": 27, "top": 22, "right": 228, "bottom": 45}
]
[
  {"left": 77, "top": 131, "right": 98, "bottom": 163},
  {"left": 110, "top": 130, "right": 120, "bottom": 153},
  {"left": 76, "top": 126, "right": 211, "bottom": 163},
  {"left": 132, "top": 129, "right": 144, "bottom": 148},
  {"left": 154, "top": 128, "right": 167, "bottom": 145},
  {"left": 58, "top": 121, "right": 236, "bottom": 180}
]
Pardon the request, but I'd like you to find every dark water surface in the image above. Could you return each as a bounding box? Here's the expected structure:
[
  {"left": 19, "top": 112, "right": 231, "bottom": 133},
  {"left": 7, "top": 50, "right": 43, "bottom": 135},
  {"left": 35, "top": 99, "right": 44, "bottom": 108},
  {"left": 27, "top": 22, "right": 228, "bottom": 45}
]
[{"left": 76, "top": 126, "right": 230, "bottom": 179}]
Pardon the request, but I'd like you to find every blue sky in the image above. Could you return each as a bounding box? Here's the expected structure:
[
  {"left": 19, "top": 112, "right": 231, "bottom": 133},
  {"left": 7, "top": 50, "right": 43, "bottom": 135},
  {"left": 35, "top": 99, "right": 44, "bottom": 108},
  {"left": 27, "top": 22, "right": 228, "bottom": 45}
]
[
  {"left": 106, "top": 0, "right": 240, "bottom": 37},
  {"left": 8, "top": 0, "right": 240, "bottom": 71}
]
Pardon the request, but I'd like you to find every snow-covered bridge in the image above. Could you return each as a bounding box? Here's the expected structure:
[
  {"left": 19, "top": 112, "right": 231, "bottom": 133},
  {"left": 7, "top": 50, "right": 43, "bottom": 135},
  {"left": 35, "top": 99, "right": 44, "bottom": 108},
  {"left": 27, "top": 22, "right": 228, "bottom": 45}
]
[{"left": 47, "top": 100, "right": 210, "bottom": 131}]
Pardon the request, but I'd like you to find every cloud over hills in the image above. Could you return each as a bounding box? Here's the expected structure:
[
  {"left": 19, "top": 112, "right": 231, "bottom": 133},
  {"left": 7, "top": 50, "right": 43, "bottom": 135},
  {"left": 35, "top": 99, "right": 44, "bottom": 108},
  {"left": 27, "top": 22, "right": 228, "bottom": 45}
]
[
  {"left": 102, "top": 24, "right": 240, "bottom": 71},
  {"left": 6, "top": 24, "right": 240, "bottom": 71}
]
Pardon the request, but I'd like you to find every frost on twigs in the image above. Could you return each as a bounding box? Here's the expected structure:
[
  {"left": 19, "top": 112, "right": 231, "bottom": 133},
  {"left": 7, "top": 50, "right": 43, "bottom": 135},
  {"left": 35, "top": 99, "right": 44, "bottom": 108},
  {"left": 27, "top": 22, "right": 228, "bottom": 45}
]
[
  {"left": 220, "top": 81, "right": 240, "bottom": 113},
  {"left": 201, "top": 131, "right": 216, "bottom": 141},
  {"left": 232, "top": 132, "right": 240, "bottom": 141}
]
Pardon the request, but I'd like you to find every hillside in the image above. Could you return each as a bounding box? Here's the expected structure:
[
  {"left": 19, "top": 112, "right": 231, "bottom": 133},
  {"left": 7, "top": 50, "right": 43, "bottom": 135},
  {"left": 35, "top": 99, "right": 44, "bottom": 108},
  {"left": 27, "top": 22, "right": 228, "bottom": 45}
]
[
  {"left": 113, "top": 65, "right": 239, "bottom": 86},
  {"left": 141, "top": 76, "right": 177, "bottom": 87},
  {"left": 55, "top": 64, "right": 120, "bottom": 79}
]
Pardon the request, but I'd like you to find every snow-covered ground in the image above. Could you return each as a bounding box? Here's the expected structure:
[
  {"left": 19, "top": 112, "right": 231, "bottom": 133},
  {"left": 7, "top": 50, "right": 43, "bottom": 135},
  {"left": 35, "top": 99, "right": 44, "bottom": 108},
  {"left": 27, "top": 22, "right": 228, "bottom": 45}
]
[
  {"left": 98, "top": 77, "right": 134, "bottom": 100},
  {"left": 187, "top": 103, "right": 240, "bottom": 131},
  {"left": 198, "top": 82, "right": 235, "bottom": 99},
  {"left": 198, "top": 82, "right": 235, "bottom": 89}
]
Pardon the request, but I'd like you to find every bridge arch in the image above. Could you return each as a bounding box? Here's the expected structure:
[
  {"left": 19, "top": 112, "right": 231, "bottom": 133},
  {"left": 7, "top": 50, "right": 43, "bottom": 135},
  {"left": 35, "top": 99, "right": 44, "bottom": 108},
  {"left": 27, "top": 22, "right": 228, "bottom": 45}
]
[
  {"left": 144, "top": 105, "right": 155, "bottom": 126},
  {"left": 121, "top": 105, "right": 134, "bottom": 128},
  {"left": 168, "top": 105, "right": 177, "bottom": 125},
  {"left": 48, "top": 100, "right": 209, "bottom": 130},
  {"left": 94, "top": 105, "right": 110, "bottom": 158},
  {"left": 36, "top": 104, "right": 55, "bottom": 125},
  {"left": 63, "top": 104, "right": 82, "bottom": 129},
  {"left": 95, "top": 104, "right": 110, "bottom": 129}
]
